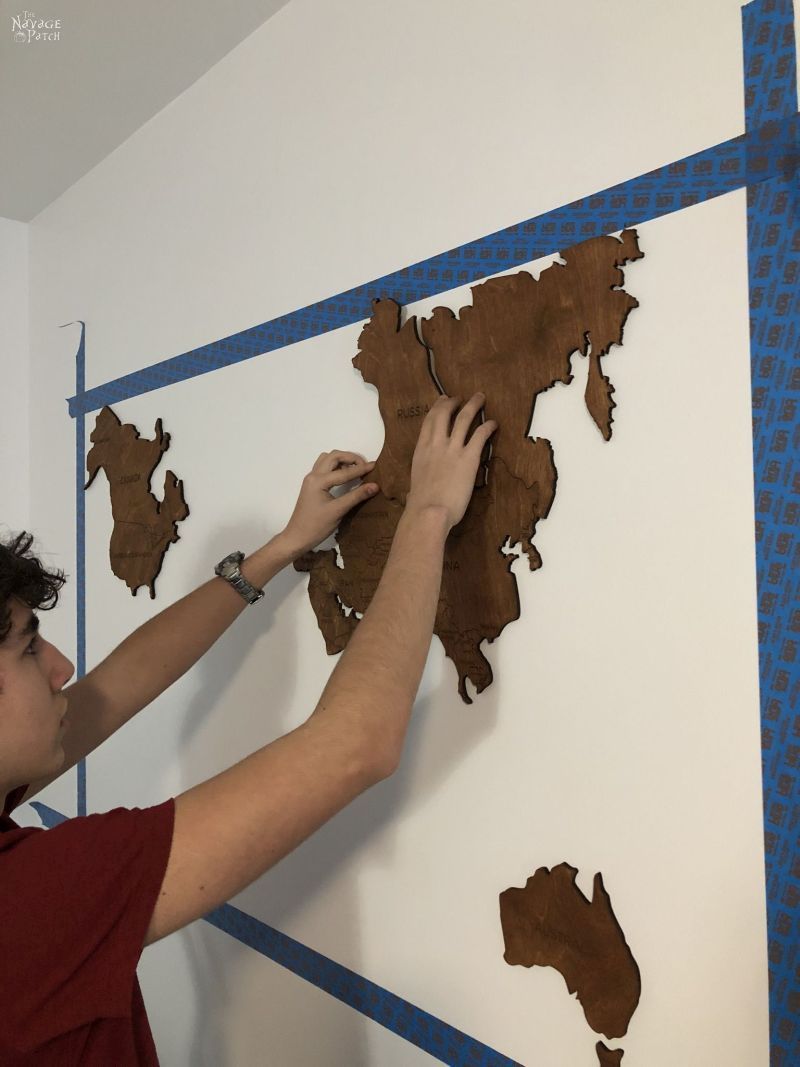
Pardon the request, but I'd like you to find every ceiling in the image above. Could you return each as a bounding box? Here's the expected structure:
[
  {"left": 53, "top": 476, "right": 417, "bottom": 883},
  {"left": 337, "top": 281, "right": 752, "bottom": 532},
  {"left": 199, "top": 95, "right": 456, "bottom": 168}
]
[{"left": 0, "top": 0, "right": 291, "bottom": 221}]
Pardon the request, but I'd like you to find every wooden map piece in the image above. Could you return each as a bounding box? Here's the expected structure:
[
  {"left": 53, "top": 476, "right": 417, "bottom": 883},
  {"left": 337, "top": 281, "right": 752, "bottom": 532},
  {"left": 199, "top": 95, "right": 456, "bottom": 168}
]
[
  {"left": 296, "top": 230, "right": 643, "bottom": 700},
  {"left": 420, "top": 230, "right": 642, "bottom": 475},
  {"left": 85, "top": 405, "right": 189, "bottom": 598},
  {"left": 596, "top": 1042, "right": 624, "bottom": 1065},
  {"left": 499, "top": 862, "right": 641, "bottom": 1040},
  {"left": 352, "top": 299, "right": 441, "bottom": 505}
]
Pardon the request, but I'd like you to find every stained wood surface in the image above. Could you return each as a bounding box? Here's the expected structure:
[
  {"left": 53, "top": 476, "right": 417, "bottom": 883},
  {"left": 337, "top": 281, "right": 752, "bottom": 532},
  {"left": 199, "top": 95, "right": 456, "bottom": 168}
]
[
  {"left": 596, "top": 1041, "right": 625, "bottom": 1065},
  {"left": 296, "top": 230, "right": 643, "bottom": 700},
  {"left": 85, "top": 405, "right": 188, "bottom": 598},
  {"left": 499, "top": 862, "right": 641, "bottom": 1041}
]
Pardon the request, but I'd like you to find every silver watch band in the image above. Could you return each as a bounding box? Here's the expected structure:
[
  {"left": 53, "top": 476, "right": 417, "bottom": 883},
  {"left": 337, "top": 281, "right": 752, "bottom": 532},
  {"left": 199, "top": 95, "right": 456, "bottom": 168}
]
[
  {"left": 215, "top": 552, "right": 264, "bottom": 605},
  {"left": 227, "top": 569, "right": 264, "bottom": 605}
]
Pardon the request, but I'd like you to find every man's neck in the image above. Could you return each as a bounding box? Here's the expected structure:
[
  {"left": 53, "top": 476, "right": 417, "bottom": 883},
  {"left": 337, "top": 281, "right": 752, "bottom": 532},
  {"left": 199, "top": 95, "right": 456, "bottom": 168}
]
[{"left": 1, "top": 783, "right": 21, "bottom": 815}]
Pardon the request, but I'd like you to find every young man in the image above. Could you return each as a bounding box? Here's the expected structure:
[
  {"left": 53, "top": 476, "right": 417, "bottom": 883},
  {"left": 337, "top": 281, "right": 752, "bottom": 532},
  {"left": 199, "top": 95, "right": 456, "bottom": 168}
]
[{"left": 0, "top": 393, "right": 496, "bottom": 1065}]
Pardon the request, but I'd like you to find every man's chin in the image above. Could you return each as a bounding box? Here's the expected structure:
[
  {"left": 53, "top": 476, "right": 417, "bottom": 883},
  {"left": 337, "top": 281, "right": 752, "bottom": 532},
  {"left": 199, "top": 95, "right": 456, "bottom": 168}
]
[{"left": 50, "top": 739, "right": 67, "bottom": 768}]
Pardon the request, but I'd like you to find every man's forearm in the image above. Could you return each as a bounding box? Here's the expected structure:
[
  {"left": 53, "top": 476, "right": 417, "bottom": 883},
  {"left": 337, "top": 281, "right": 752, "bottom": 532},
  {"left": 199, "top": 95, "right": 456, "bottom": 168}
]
[
  {"left": 82, "top": 533, "right": 296, "bottom": 719},
  {"left": 308, "top": 504, "right": 450, "bottom": 775}
]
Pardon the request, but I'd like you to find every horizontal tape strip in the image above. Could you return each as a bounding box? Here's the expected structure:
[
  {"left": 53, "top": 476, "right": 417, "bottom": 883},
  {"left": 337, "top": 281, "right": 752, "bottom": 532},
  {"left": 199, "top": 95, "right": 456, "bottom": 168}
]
[{"left": 66, "top": 113, "right": 799, "bottom": 419}]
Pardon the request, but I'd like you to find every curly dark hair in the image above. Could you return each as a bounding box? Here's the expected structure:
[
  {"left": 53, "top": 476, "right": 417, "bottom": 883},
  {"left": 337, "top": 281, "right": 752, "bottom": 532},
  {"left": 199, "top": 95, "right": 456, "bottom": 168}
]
[{"left": 0, "top": 532, "right": 67, "bottom": 643}]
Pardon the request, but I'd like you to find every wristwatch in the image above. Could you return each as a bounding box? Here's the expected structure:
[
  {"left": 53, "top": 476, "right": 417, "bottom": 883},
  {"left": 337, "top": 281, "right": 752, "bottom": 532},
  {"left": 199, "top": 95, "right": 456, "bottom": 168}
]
[{"left": 214, "top": 551, "right": 264, "bottom": 605}]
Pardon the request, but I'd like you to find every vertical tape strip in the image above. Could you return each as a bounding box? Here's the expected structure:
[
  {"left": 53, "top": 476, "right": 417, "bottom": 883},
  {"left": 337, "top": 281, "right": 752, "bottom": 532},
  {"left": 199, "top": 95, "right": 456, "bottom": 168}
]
[
  {"left": 68, "top": 321, "right": 88, "bottom": 818},
  {"left": 742, "top": 0, "right": 800, "bottom": 1062}
]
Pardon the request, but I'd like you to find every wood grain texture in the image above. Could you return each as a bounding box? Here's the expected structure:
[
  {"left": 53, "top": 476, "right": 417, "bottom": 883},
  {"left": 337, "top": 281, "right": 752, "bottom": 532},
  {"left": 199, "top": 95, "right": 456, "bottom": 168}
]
[
  {"left": 499, "top": 862, "right": 641, "bottom": 1040},
  {"left": 296, "top": 230, "right": 643, "bottom": 700},
  {"left": 596, "top": 1042, "right": 625, "bottom": 1065},
  {"left": 85, "top": 405, "right": 188, "bottom": 598}
]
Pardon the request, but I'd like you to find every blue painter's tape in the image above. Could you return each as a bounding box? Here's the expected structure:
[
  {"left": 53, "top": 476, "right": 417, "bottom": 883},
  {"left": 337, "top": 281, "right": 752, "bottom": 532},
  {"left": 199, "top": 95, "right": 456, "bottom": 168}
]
[
  {"left": 66, "top": 115, "right": 799, "bottom": 420},
  {"left": 30, "top": 802, "right": 69, "bottom": 828},
  {"left": 748, "top": 173, "right": 800, "bottom": 1066},
  {"left": 743, "top": 0, "right": 798, "bottom": 128},
  {"left": 743, "top": 1, "right": 800, "bottom": 1062},
  {"left": 61, "top": 320, "right": 88, "bottom": 818},
  {"left": 204, "top": 903, "right": 521, "bottom": 1067}
]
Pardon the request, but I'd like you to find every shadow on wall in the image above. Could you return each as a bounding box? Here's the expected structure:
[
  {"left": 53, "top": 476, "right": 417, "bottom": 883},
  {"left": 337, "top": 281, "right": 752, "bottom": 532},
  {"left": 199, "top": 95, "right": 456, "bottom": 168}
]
[{"left": 173, "top": 533, "right": 501, "bottom": 1066}]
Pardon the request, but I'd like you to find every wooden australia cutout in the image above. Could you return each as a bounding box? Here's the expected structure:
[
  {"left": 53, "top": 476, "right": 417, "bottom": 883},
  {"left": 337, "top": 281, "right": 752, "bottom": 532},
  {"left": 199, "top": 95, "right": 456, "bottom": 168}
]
[{"left": 499, "top": 862, "right": 640, "bottom": 1062}]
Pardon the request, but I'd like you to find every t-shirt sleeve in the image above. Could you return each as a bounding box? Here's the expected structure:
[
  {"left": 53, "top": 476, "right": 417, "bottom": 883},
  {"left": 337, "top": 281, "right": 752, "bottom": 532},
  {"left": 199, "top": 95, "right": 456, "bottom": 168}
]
[{"left": 0, "top": 798, "right": 175, "bottom": 1050}]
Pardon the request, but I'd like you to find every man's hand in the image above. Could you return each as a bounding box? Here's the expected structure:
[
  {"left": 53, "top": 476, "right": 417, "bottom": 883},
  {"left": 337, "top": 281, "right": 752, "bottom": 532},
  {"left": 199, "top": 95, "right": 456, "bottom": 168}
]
[
  {"left": 405, "top": 393, "right": 497, "bottom": 529},
  {"left": 278, "top": 451, "right": 379, "bottom": 559}
]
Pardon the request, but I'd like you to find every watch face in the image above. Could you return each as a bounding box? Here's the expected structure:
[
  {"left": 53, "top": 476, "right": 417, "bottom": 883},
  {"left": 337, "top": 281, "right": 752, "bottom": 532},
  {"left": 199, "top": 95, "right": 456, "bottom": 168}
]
[{"left": 217, "top": 552, "right": 243, "bottom": 577}]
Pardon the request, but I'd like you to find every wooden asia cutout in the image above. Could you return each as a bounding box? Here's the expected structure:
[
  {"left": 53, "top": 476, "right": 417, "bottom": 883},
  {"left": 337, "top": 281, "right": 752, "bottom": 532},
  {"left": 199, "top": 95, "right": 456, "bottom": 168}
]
[
  {"left": 296, "top": 230, "right": 643, "bottom": 700},
  {"left": 85, "top": 405, "right": 188, "bottom": 598},
  {"left": 499, "top": 862, "right": 640, "bottom": 1054}
]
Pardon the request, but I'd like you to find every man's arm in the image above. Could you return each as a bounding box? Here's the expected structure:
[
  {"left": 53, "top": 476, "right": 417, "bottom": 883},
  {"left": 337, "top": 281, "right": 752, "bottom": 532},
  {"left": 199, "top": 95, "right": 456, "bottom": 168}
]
[
  {"left": 22, "top": 452, "right": 379, "bottom": 802},
  {"left": 145, "top": 393, "right": 496, "bottom": 946}
]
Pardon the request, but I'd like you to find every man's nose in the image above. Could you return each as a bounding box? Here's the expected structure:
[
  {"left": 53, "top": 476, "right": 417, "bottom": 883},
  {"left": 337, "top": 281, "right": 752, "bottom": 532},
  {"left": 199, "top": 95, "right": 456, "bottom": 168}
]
[{"left": 49, "top": 645, "right": 75, "bottom": 690}]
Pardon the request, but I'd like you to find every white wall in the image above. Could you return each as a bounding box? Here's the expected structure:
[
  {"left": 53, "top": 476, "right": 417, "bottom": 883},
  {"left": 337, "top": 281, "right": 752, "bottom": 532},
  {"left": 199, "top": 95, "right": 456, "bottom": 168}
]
[
  {"left": 0, "top": 217, "right": 30, "bottom": 533},
  {"left": 24, "top": 2, "right": 771, "bottom": 1065}
]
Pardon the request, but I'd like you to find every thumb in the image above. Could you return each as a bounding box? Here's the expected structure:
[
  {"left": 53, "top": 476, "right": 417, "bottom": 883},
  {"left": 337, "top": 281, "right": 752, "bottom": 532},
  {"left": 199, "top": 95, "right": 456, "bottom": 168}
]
[{"left": 336, "top": 480, "right": 379, "bottom": 516}]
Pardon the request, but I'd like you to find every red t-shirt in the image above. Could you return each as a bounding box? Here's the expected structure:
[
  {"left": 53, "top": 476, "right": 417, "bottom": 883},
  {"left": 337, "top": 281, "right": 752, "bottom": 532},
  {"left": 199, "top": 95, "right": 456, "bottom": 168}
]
[{"left": 0, "top": 785, "right": 175, "bottom": 1065}]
